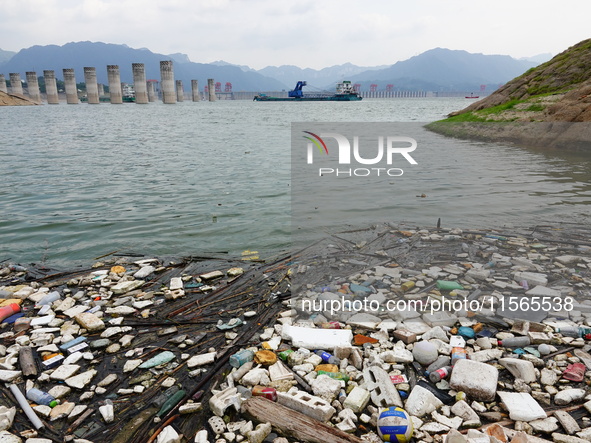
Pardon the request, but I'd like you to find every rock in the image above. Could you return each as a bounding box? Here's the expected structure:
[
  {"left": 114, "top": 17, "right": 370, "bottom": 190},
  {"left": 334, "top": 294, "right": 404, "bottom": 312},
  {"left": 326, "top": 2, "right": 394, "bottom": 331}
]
[
  {"left": 412, "top": 341, "right": 439, "bottom": 365},
  {"left": 380, "top": 348, "right": 413, "bottom": 364},
  {"left": 65, "top": 369, "right": 97, "bottom": 389},
  {"left": 49, "top": 364, "right": 80, "bottom": 381},
  {"left": 405, "top": 385, "right": 443, "bottom": 417},
  {"left": 156, "top": 425, "right": 181, "bottom": 443},
  {"left": 0, "top": 430, "right": 22, "bottom": 443},
  {"left": 0, "top": 406, "right": 16, "bottom": 432},
  {"left": 498, "top": 358, "right": 537, "bottom": 383},
  {"left": 444, "top": 429, "right": 468, "bottom": 443},
  {"left": 553, "top": 410, "right": 581, "bottom": 435},
  {"left": 0, "top": 370, "right": 22, "bottom": 382},
  {"left": 555, "top": 389, "right": 586, "bottom": 406},
  {"left": 343, "top": 386, "right": 370, "bottom": 413},
  {"left": 50, "top": 402, "right": 75, "bottom": 421},
  {"left": 346, "top": 313, "right": 383, "bottom": 329},
  {"left": 246, "top": 422, "right": 271, "bottom": 443},
  {"left": 421, "top": 422, "right": 451, "bottom": 434},
  {"left": 529, "top": 417, "right": 559, "bottom": 434},
  {"left": 74, "top": 312, "right": 105, "bottom": 331},
  {"left": 450, "top": 400, "right": 481, "bottom": 427},
  {"left": 111, "top": 280, "right": 144, "bottom": 295},
  {"left": 497, "top": 392, "right": 546, "bottom": 422},
  {"left": 449, "top": 359, "right": 498, "bottom": 401},
  {"left": 540, "top": 368, "right": 558, "bottom": 386},
  {"left": 187, "top": 352, "right": 216, "bottom": 368},
  {"left": 551, "top": 433, "right": 590, "bottom": 443},
  {"left": 310, "top": 374, "right": 342, "bottom": 403}
]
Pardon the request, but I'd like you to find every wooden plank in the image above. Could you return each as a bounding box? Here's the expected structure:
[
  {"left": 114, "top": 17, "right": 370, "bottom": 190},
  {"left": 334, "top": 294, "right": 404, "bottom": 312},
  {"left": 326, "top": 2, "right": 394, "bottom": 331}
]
[{"left": 241, "top": 397, "right": 363, "bottom": 443}]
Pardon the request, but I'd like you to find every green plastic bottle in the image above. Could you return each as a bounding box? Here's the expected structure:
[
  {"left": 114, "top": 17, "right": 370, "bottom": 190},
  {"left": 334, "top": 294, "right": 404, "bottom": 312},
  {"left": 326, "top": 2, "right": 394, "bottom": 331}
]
[{"left": 156, "top": 389, "right": 186, "bottom": 417}]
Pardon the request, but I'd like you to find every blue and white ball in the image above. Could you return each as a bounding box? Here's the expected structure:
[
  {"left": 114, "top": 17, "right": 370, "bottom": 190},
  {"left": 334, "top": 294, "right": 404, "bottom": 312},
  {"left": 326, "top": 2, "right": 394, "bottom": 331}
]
[{"left": 377, "top": 406, "right": 413, "bottom": 442}]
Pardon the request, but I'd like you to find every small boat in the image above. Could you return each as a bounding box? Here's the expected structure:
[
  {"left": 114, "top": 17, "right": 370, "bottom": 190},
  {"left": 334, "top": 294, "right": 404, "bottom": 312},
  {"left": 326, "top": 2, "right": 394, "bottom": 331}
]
[
  {"left": 254, "top": 80, "right": 362, "bottom": 102},
  {"left": 122, "top": 84, "right": 135, "bottom": 103},
  {"left": 465, "top": 94, "right": 479, "bottom": 99}
]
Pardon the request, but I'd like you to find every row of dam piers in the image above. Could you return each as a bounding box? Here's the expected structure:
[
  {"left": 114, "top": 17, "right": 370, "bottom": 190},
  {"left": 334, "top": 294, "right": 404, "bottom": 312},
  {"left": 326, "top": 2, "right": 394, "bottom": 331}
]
[{"left": 0, "top": 61, "right": 219, "bottom": 104}]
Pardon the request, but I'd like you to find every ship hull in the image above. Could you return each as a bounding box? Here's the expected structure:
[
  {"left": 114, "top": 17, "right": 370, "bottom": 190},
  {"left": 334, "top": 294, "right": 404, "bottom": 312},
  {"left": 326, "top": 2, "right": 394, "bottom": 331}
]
[{"left": 253, "top": 94, "right": 362, "bottom": 102}]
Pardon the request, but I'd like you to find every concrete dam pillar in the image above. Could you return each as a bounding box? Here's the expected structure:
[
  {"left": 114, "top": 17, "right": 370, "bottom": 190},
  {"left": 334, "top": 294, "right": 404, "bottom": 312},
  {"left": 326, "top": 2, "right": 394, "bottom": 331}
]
[
  {"left": 147, "top": 81, "right": 156, "bottom": 102},
  {"left": 63, "top": 68, "right": 79, "bottom": 104},
  {"left": 107, "top": 65, "right": 122, "bottom": 104},
  {"left": 191, "top": 80, "right": 200, "bottom": 101},
  {"left": 132, "top": 63, "right": 148, "bottom": 104},
  {"left": 84, "top": 67, "right": 100, "bottom": 104},
  {"left": 26, "top": 72, "right": 41, "bottom": 103},
  {"left": 44, "top": 70, "right": 59, "bottom": 104},
  {"left": 160, "top": 61, "right": 176, "bottom": 104},
  {"left": 207, "top": 78, "right": 216, "bottom": 101},
  {"left": 176, "top": 80, "right": 184, "bottom": 102},
  {"left": 9, "top": 73, "right": 23, "bottom": 96},
  {"left": 0, "top": 74, "right": 6, "bottom": 93}
]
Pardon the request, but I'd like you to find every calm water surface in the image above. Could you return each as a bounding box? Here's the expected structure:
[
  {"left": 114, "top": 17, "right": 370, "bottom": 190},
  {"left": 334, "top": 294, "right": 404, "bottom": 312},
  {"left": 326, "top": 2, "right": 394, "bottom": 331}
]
[{"left": 1, "top": 98, "right": 590, "bottom": 267}]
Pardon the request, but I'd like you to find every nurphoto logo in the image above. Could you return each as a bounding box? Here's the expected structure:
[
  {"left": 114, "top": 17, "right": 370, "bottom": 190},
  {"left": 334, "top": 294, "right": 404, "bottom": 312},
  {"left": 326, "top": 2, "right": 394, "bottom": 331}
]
[{"left": 302, "top": 130, "right": 418, "bottom": 177}]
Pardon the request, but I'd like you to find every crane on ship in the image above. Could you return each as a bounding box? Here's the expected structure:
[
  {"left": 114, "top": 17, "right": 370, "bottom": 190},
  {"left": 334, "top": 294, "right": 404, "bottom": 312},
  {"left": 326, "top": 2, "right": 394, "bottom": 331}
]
[{"left": 288, "top": 81, "right": 307, "bottom": 98}]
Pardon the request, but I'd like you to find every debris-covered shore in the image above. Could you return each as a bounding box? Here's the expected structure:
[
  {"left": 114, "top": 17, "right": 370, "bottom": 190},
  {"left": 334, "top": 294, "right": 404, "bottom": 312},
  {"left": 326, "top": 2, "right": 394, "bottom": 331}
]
[{"left": 1, "top": 222, "right": 591, "bottom": 443}]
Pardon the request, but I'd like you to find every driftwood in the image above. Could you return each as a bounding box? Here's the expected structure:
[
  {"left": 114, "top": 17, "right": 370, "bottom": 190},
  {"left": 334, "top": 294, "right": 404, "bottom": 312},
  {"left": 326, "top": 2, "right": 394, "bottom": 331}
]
[{"left": 241, "top": 397, "right": 363, "bottom": 443}]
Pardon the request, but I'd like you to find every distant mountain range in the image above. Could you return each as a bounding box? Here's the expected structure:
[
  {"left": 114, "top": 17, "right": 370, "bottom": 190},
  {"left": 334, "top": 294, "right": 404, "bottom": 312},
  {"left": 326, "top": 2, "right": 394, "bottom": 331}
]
[
  {"left": 0, "top": 42, "right": 548, "bottom": 92},
  {"left": 348, "top": 48, "right": 540, "bottom": 92},
  {"left": 0, "top": 48, "right": 16, "bottom": 64},
  {"left": 0, "top": 42, "right": 286, "bottom": 91}
]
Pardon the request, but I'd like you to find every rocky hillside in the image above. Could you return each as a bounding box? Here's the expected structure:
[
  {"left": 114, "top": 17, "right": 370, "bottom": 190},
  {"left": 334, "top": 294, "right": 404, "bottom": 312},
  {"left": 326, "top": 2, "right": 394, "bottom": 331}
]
[
  {"left": 449, "top": 38, "right": 591, "bottom": 122},
  {"left": 426, "top": 39, "right": 591, "bottom": 150},
  {"left": 0, "top": 90, "right": 38, "bottom": 106}
]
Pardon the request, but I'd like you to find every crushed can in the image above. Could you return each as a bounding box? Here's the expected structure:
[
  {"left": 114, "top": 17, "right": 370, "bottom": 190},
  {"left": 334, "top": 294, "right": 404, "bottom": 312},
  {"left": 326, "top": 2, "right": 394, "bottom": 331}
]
[{"left": 252, "top": 385, "right": 277, "bottom": 402}]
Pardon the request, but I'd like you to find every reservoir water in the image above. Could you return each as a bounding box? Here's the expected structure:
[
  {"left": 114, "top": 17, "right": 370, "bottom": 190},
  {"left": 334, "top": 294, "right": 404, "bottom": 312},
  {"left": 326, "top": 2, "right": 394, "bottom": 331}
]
[{"left": 1, "top": 98, "right": 590, "bottom": 267}]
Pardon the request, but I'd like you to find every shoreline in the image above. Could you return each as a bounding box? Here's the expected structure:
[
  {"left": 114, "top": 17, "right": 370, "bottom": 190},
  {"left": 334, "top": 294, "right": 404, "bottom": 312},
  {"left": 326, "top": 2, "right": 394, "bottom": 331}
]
[{"left": 1, "top": 222, "right": 591, "bottom": 441}]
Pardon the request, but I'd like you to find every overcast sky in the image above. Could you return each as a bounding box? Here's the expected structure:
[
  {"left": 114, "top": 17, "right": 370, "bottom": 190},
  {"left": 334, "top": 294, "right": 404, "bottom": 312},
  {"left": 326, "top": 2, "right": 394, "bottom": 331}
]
[{"left": 1, "top": 0, "right": 589, "bottom": 70}]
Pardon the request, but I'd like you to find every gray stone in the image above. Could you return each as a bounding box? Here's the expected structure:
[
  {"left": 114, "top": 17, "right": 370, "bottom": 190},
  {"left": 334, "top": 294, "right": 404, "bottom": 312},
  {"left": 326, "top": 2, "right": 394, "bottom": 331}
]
[
  {"left": 497, "top": 392, "right": 546, "bottom": 422},
  {"left": 498, "top": 358, "right": 537, "bottom": 383},
  {"left": 551, "top": 433, "right": 590, "bottom": 443},
  {"left": 555, "top": 389, "right": 586, "bottom": 406},
  {"left": 529, "top": 417, "right": 559, "bottom": 434},
  {"left": 450, "top": 400, "right": 481, "bottom": 427},
  {"left": 553, "top": 410, "right": 581, "bottom": 435},
  {"left": 540, "top": 368, "right": 559, "bottom": 386},
  {"left": 405, "top": 385, "right": 443, "bottom": 417},
  {"left": 449, "top": 359, "right": 498, "bottom": 401}
]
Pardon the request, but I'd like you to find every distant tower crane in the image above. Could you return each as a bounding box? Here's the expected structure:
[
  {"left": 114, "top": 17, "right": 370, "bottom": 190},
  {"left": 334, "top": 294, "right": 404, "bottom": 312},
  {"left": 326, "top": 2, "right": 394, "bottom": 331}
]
[
  {"left": 215, "top": 82, "right": 222, "bottom": 93},
  {"left": 370, "top": 84, "right": 378, "bottom": 93},
  {"left": 353, "top": 83, "right": 361, "bottom": 92},
  {"left": 480, "top": 84, "right": 486, "bottom": 93},
  {"left": 386, "top": 84, "right": 394, "bottom": 92},
  {"left": 225, "top": 82, "right": 232, "bottom": 92}
]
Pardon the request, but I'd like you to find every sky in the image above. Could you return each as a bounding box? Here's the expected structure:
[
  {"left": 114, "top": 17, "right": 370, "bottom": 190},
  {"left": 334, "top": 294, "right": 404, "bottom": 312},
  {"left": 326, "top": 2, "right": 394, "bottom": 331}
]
[{"left": 1, "top": 0, "right": 590, "bottom": 70}]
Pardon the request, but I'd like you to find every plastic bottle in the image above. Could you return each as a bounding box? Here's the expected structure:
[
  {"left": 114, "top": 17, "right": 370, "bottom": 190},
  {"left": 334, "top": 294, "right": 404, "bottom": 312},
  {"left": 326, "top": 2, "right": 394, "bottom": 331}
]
[
  {"left": 315, "top": 350, "right": 341, "bottom": 365},
  {"left": 557, "top": 326, "right": 591, "bottom": 339},
  {"left": 451, "top": 347, "right": 467, "bottom": 365},
  {"left": 26, "top": 388, "right": 60, "bottom": 408},
  {"left": 229, "top": 349, "right": 254, "bottom": 368},
  {"left": 36, "top": 291, "right": 60, "bottom": 306},
  {"left": 157, "top": 389, "right": 186, "bottom": 417},
  {"left": 278, "top": 349, "right": 294, "bottom": 361},
  {"left": 499, "top": 336, "right": 531, "bottom": 348},
  {"left": 316, "top": 371, "right": 350, "bottom": 382},
  {"left": 0, "top": 303, "right": 21, "bottom": 323},
  {"left": 152, "top": 385, "right": 180, "bottom": 408},
  {"left": 429, "top": 366, "right": 453, "bottom": 383},
  {"left": 426, "top": 356, "right": 451, "bottom": 374}
]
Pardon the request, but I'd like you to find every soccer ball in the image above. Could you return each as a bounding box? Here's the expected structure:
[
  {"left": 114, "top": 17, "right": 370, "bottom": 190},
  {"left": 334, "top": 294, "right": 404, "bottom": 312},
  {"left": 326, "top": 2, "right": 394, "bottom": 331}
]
[{"left": 377, "top": 406, "right": 413, "bottom": 442}]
